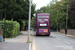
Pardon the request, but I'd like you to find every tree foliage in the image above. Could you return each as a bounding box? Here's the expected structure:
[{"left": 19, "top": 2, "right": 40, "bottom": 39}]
[
  {"left": 31, "top": 17, "right": 36, "bottom": 29},
  {"left": 69, "top": 0, "right": 75, "bottom": 28},
  {"left": 35, "top": 0, "right": 70, "bottom": 30},
  {"left": 0, "top": 0, "right": 36, "bottom": 30},
  {"left": 36, "top": 0, "right": 75, "bottom": 30}
]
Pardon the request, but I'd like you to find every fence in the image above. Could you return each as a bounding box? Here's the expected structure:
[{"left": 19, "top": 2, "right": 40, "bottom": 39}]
[{"left": 60, "top": 29, "right": 75, "bottom": 35}]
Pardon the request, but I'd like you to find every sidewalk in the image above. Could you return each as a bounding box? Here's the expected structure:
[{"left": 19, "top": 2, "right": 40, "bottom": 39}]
[
  {"left": 5, "top": 31, "right": 28, "bottom": 43},
  {"left": 0, "top": 31, "right": 32, "bottom": 50},
  {"left": 0, "top": 42, "right": 29, "bottom": 50},
  {"left": 52, "top": 32, "right": 75, "bottom": 38}
]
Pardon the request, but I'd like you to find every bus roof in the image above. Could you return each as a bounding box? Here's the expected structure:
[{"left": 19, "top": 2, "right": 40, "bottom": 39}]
[{"left": 37, "top": 13, "right": 49, "bottom": 16}]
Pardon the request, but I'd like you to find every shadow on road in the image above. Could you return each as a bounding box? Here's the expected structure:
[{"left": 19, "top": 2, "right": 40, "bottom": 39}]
[
  {"left": 32, "top": 31, "right": 56, "bottom": 38},
  {"left": 33, "top": 34, "right": 56, "bottom": 38}
]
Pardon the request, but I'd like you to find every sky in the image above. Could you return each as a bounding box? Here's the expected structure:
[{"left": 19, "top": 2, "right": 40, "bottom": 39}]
[{"left": 32, "top": 0, "right": 60, "bottom": 10}]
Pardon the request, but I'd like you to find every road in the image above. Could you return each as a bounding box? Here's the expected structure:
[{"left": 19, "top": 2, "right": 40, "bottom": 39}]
[{"left": 33, "top": 32, "right": 75, "bottom": 50}]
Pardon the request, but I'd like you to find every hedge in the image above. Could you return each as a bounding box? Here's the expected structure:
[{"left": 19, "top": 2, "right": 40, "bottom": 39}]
[{"left": 0, "top": 19, "right": 20, "bottom": 38}]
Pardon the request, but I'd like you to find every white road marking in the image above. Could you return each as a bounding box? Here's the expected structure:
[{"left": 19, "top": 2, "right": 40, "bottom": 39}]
[
  {"left": 56, "top": 38, "right": 71, "bottom": 45},
  {"left": 53, "top": 45, "right": 73, "bottom": 50},
  {"left": 56, "top": 38, "right": 61, "bottom": 40},
  {"left": 63, "top": 41, "right": 71, "bottom": 44},
  {"left": 29, "top": 43, "right": 31, "bottom": 50}
]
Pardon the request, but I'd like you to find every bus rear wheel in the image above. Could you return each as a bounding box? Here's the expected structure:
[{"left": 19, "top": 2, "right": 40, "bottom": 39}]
[
  {"left": 36, "top": 34, "right": 38, "bottom": 36},
  {"left": 47, "top": 35, "right": 49, "bottom": 36}
]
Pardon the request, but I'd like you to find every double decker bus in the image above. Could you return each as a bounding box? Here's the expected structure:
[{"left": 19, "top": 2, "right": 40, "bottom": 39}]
[{"left": 36, "top": 13, "right": 50, "bottom": 36}]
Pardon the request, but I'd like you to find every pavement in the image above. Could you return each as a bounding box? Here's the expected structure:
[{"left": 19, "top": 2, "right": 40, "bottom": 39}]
[
  {"left": 0, "top": 31, "right": 32, "bottom": 50},
  {"left": 0, "top": 42, "right": 29, "bottom": 50},
  {"left": 53, "top": 32, "right": 75, "bottom": 38}
]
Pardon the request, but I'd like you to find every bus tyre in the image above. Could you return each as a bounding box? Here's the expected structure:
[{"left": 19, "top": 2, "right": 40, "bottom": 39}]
[
  {"left": 47, "top": 35, "right": 49, "bottom": 36},
  {"left": 36, "top": 34, "right": 38, "bottom": 36}
]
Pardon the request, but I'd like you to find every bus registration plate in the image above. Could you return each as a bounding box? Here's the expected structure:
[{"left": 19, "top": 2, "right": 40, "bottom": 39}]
[{"left": 42, "top": 33, "right": 45, "bottom": 35}]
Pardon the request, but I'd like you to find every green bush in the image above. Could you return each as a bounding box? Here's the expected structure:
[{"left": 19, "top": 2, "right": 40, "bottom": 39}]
[
  {"left": 18, "top": 19, "right": 25, "bottom": 31},
  {"left": 0, "top": 19, "right": 20, "bottom": 38},
  {"left": 0, "top": 21, "right": 3, "bottom": 29}
]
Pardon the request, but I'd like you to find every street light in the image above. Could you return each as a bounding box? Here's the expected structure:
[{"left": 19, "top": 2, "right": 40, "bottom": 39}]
[
  {"left": 4, "top": 13, "right": 6, "bottom": 41},
  {"left": 57, "top": 11, "right": 58, "bottom": 32},
  {"left": 66, "top": 5, "right": 68, "bottom": 29},
  {"left": 28, "top": 0, "right": 32, "bottom": 43},
  {"left": 65, "top": 5, "right": 68, "bottom": 35}
]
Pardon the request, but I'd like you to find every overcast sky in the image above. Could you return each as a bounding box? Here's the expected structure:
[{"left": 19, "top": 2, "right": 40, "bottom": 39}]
[{"left": 33, "top": 0, "right": 60, "bottom": 10}]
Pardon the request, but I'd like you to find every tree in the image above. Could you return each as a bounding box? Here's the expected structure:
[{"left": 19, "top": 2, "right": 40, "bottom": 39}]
[
  {"left": 31, "top": 17, "right": 36, "bottom": 29},
  {"left": 36, "top": 6, "right": 46, "bottom": 13},
  {"left": 69, "top": 1, "right": 75, "bottom": 28},
  {"left": 31, "top": 4, "right": 36, "bottom": 19},
  {"left": 35, "top": 0, "right": 69, "bottom": 30},
  {"left": 0, "top": 0, "right": 36, "bottom": 30}
]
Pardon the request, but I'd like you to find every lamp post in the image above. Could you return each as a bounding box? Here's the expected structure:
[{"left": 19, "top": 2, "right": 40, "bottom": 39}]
[
  {"left": 57, "top": 11, "right": 58, "bottom": 32},
  {"left": 66, "top": 5, "right": 68, "bottom": 29},
  {"left": 65, "top": 5, "right": 68, "bottom": 35},
  {"left": 4, "top": 13, "right": 6, "bottom": 41},
  {"left": 28, "top": 0, "right": 31, "bottom": 43}
]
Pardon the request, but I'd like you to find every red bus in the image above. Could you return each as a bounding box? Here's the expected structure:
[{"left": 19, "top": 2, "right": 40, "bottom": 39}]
[{"left": 36, "top": 13, "right": 50, "bottom": 36}]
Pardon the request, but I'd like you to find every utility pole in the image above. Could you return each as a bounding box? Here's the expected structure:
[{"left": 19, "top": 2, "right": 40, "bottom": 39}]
[
  {"left": 28, "top": 0, "right": 31, "bottom": 43},
  {"left": 57, "top": 11, "right": 58, "bottom": 32},
  {"left": 4, "top": 13, "right": 6, "bottom": 41},
  {"left": 65, "top": 5, "right": 68, "bottom": 35},
  {"left": 66, "top": 5, "right": 68, "bottom": 29}
]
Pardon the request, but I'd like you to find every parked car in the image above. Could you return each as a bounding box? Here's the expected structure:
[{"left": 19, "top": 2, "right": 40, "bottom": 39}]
[{"left": 33, "top": 29, "right": 36, "bottom": 31}]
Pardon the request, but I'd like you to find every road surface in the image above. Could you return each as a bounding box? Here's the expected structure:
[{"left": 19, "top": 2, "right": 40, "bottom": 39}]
[{"left": 33, "top": 32, "right": 75, "bottom": 50}]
